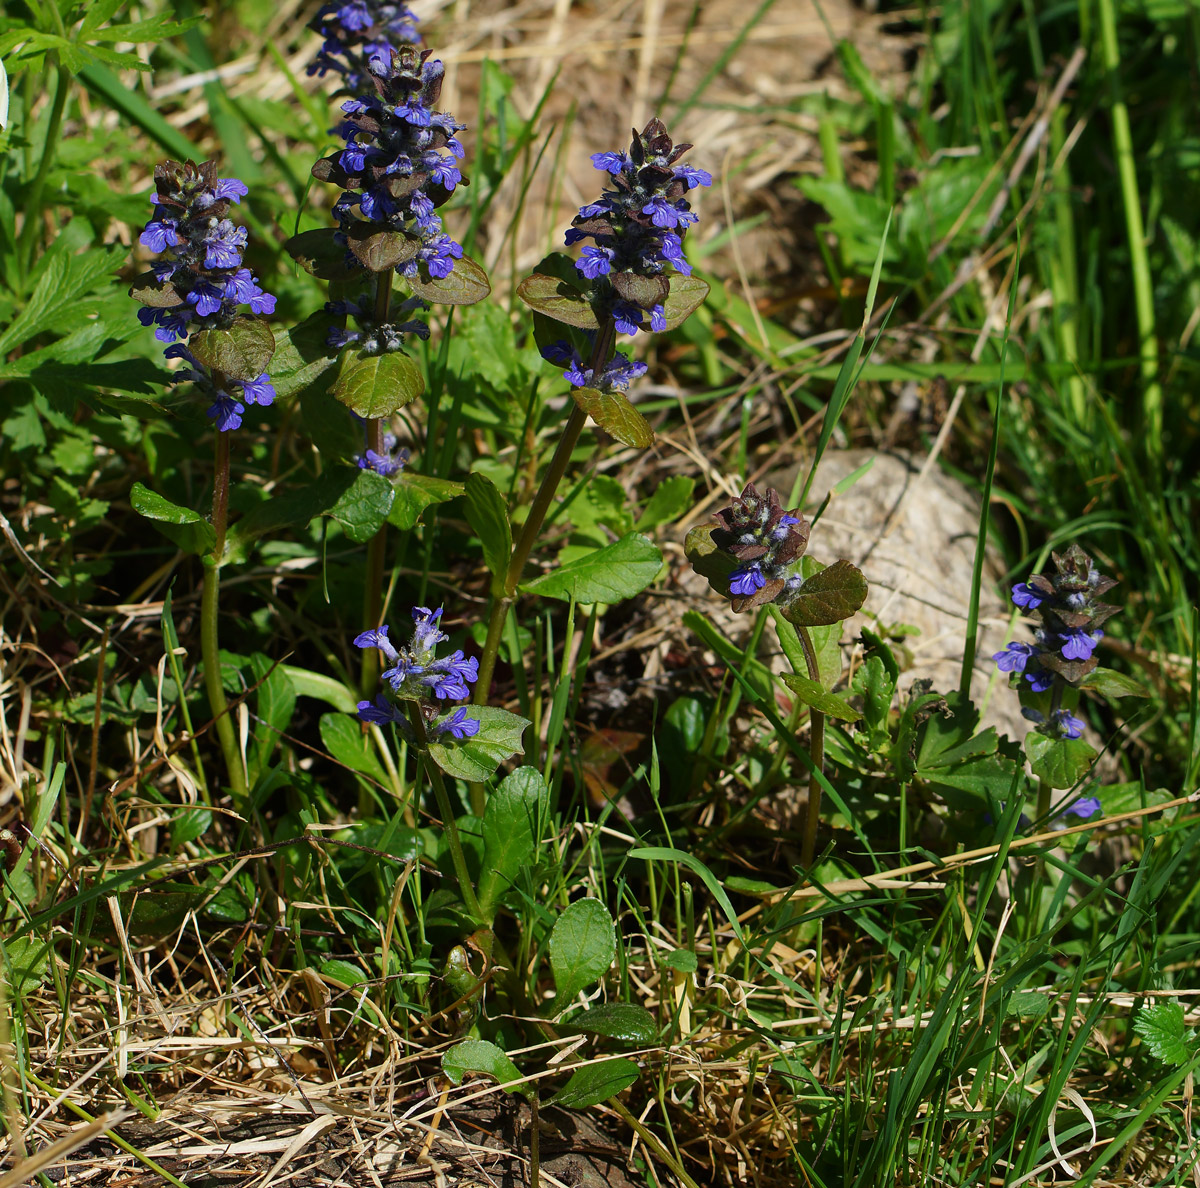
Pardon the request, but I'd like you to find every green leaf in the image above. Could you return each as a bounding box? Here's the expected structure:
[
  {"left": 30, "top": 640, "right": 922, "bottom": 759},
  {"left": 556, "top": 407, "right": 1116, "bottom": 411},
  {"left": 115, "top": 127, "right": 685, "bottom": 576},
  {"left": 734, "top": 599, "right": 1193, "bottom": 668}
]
[
  {"left": 516, "top": 272, "right": 600, "bottom": 329},
  {"left": 130, "top": 482, "right": 215, "bottom": 556},
  {"left": 852, "top": 655, "right": 896, "bottom": 734},
  {"left": 388, "top": 471, "right": 463, "bottom": 530},
  {"left": 223, "top": 469, "right": 359, "bottom": 564},
  {"left": 781, "top": 559, "right": 868, "bottom": 627},
  {"left": 659, "top": 949, "right": 699, "bottom": 973},
  {"left": 281, "top": 666, "right": 357, "bottom": 713},
  {"left": 0, "top": 936, "right": 50, "bottom": 996},
  {"left": 272, "top": 312, "right": 341, "bottom": 401},
  {"left": 330, "top": 470, "right": 395, "bottom": 543},
  {"left": 922, "top": 753, "right": 1021, "bottom": 809},
  {"left": 249, "top": 655, "right": 295, "bottom": 777},
  {"left": 522, "top": 533, "right": 662, "bottom": 604},
  {"left": 187, "top": 318, "right": 275, "bottom": 382},
  {"left": 427, "top": 706, "right": 529, "bottom": 782},
  {"left": 441, "top": 1039, "right": 529, "bottom": 1095},
  {"left": 659, "top": 274, "right": 710, "bottom": 330},
  {"left": 464, "top": 472, "right": 512, "bottom": 595},
  {"left": 780, "top": 673, "right": 862, "bottom": 721},
  {"left": 319, "top": 958, "right": 369, "bottom": 986},
  {"left": 344, "top": 224, "right": 420, "bottom": 272},
  {"left": 561, "top": 1003, "right": 657, "bottom": 1045},
  {"left": 407, "top": 255, "right": 491, "bottom": 306},
  {"left": 550, "top": 898, "right": 616, "bottom": 1007},
  {"left": 320, "top": 713, "right": 388, "bottom": 785},
  {"left": 283, "top": 228, "right": 358, "bottom": 282},
  {"left": 478, "top": 767, "right": 547, "bottom": 919},
  {"left": 571, "top": 386, "right": 654, "bottom": 448},
  {"left": 331, "top": 349, "right": 424, "bottom": 419},
  {"left": 1025, "top": 733, "right": 1097, "bottom": 790},
  {"left": 550, "top": 1058, "right": 639, "bottom": 1109},
  {"left": 1134, "top": 1002, "right": 1193, "bottom": 1067},
  {"left": 1079, "top": 666, "right": 1150, "bottom": 699},
  {"left": 635, "top": 475, "right": 695, "bottom": 532}
]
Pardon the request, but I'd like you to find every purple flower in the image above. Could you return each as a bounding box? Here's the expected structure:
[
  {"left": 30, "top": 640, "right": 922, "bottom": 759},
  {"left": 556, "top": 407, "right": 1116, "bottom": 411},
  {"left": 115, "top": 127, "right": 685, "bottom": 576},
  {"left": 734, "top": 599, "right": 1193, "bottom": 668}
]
[
  {"left": 410, "top": 605, "right": 449, "bottom": 654},
  {"left": 238, "top": 374, "right": 276, "bottom": 407},
  {"left": 203, "top": 220, "right": 248, "bottom": 270},
  {"left": 207, "top": 391, "right": 245, "bottom": 432},
  {"left": 433, "top": 706, "right": 480, "bottom": 740},
  {"left": 1011, "top": 582, "right": 1044, "bottom": 610},
  {"left": 353, "top": 625, "right": 400, "bottom": 665},
  {"left": 357, "top": 694, "right": 406, "bottom": 725},
  {"left": 1025, "top": 667, "right": 1055, "bottom": 693},
  {"left": 730, "top": 563, "right": 766, "bottom": 597},
  {"left": 994, "top": 641, "right": 1036, "bottom": 673},
  {"left": 422, "top": 651, "right": 478, "bottom": 699},
  {"left": 1054, "top": 710, "right": 1086, "bottom": 739},
  {"left": 1060, "top": 628, "right": 1102, "bottom": 662},
  {"left": 140, "top": 219, "right": 181, "bottom": 253},
  {"left": 577, "top": 246, "right": 614, "bottom": 279},
  {"left": 674, "top": 163, "right": 712, "bottom": 189},
  {"left": 591, "top": 150, "right": 630, "bottom": 174},
  {"left": 1062, "top": 795, "right": 1100, "bottom": 819}
]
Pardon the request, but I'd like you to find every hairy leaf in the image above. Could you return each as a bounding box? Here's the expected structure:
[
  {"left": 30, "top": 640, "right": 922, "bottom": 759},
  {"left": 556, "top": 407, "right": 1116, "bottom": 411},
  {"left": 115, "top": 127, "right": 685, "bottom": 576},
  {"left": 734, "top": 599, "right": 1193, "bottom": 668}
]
[
  {"left": 516, "top": 272, "right": 600, "bottom": 328},
  {"left": 781, "top": 559, "right": 868, "bottom": 627},
  {"left": 407, "top": 255, "right": 491, "bottom": 305},
  {"left": 427, "top": 706, "right": 529, "bottom": 782},
  {"left": 551, "top": 898, "right": 616, "bottom": 1007},
  {"left": 1025, "top": 733, "right": 1097, "bottom": 790},
  {"left": 780, "top": 673, "right": 862, "bottom": 721},
  {"left": 188, "top": 318, "right": 275, "bottom": 382}
]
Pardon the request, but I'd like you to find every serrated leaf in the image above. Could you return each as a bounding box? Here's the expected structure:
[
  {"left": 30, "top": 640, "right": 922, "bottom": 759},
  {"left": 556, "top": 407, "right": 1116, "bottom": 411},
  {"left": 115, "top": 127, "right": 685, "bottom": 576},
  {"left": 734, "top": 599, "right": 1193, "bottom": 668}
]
[
  {"left": 851, "top": 655, "right": 896, "bottom": 734},
  {"left": 1025, "top": 733, "right": 1098, "bottom": 790},
  {"left": 130, "top": 482, "right": 215, "bottom": 555},
  {"left": 516, "top": 272, "right": 600, "bottom": 328},
  {"left": 330, "top": 469, "right": 395, "bottom": 542},
  {"left": 550, "top": 1058, "right": 639, "bottom": 1109},
  {"left": 571, "top": 386, "right": 654, "bottom": 448},
  {"left": 477, "top": 767, "right": 547, "bottom": 919},
  {"left": 561, "top": 1003, "right": 657, "bottom": 1044},
  {"left": 921, "top": 752, "right": 1020, "bottom": 808},
  {"left": 441, "top": 1039, "right": 529, "bottom": 1095},
  {"left": 427, "top": 706, "right": 529, "bottom": 782},
  {"left": 331, "top": 349, "right": 424, "bottom": 419},
  {"left": 659, "top": 274, "right": 710, "bottom": 330},
  {"left": 551, "top": 898, "right": 616, "bottom": 1007},
  {"left": 780, "top": 673, "right": 862, "bottom": 721},
  {"left": 523, "top": 533, "right": 662, "bottom": 604},
  {"left": 283, "top": 228, "right": 356, "bottom": 282},
  {"left": 1079, "top": 666, "right": 1150, "bottom": 699},
  {"left": 464, "top": 472, "right": 512, "bottom": 594},
  {"left": 188, "top": 318, "right": 275, "bottom": 382},
  {"left": 781, "top": 559, "right": 868, "bottom": 627},
  {"left": 388, "top": 471, "right": 463, "bottom": 530},
  {"left": 1134, "top": 1001, "right": 1193, "bottom": 1067},
  {"left": 407, "top": 255, "right": 491, "bottom": 305}
]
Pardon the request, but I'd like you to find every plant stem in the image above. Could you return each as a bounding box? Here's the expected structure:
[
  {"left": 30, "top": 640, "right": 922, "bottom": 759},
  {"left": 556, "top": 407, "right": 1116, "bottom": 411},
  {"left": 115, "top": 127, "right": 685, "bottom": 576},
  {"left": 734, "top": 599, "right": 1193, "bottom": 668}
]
[
  {"left": 797, "top": 624, "right": 826, "bottom": 870},
  {"left": 17, "top": 60, "right": 70, "bottom": 285},
  {"left": 201, "top": 431, "right": 247, "bottom": 799},
  {"left": 407, "top": 706, "right": 483, "bottom": 922},
  {"left": 359, "top": 270, "right": 394, "bottom": 698},
  {"left": 473, "top": 318, "right": 616, "bottom": 707}
]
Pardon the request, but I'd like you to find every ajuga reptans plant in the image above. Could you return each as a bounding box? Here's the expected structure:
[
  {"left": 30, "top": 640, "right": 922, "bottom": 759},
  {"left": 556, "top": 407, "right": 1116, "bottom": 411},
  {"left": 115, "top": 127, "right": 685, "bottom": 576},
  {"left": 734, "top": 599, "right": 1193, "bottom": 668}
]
[
  {"left": 686, "top": 483, "right": 869, "bottom": 869},
  {"left": 130, "top": 159, "right": 278, "bottom": 798}
]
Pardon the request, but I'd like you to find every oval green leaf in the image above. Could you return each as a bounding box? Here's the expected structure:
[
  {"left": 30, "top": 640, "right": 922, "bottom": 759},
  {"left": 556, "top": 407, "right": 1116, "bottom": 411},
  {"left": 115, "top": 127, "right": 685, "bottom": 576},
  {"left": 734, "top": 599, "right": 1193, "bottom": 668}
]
[
  {"left": 516, "top": 272, "right": 600, "bottom": 329},
  {"left": 407, "top": 255, "right": 491, "bottom": 306},
  {"left": 331, "top": 349, "right": 424, "bottom": 419},
  {"left": 549, "top": 1058, "right": 639, "bottom": 1110},
  {"left": 464, "top": 472, "right": 512, "bottom": 594},
  {"left": 188, "top": 318, "right": 275, "bottom": 382},
  {"left": 572, "top": 386, "right": 654, "bottom": 449},
  {"left": 1025, "top": 733, "right": 1098, "bottom": 791},
  {"left": 781, "top": 558, "right": 868, "bottom": 627},
  {"left": 478, "top": 767, "right": 548, "bottom": 920},
  {"left": 388, "top": 471, "right": 463, "bottom": 530},
  {"left": 329, "top": 469, "right": 395, "bottom": 543},
  {"left": 283, "top": 228, "right": 357, "bottom": 282},
  {"left": 522, "top": 532, "right": 662, "bottom": 604},
  {"left": 427, "top": 706, "right": 530, "bottom": 783},
  {"left": 441, "top": 1038, "right": 529, "bottom": 1096},
  {"left": 780, "top": 673, "right": 862, "bottom": 722},
  {"left": 130, "top": 481, "right": 215, "bottom": 556},
  {"left": 550, "top": 898, "right": 616, "bottom": 1007},
  {"left": 660, "top": 274, "right": 710, "bottom": 331},
  {"left": 561, "top": 1002, "right": 657, "bottom": 1045}
]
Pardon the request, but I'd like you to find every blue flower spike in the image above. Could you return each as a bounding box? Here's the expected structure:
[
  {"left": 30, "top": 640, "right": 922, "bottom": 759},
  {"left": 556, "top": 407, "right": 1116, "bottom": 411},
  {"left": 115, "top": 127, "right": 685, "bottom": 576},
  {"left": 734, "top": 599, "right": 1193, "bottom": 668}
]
[
  {"left": 994, "top": 544, "right": 1121, "bottom": 742},
  {"left": 132, "top": 160, "right": 276, "bottom": 432},
  {"left": 353, "top": 605, "right": 480, "bottom": 741}
]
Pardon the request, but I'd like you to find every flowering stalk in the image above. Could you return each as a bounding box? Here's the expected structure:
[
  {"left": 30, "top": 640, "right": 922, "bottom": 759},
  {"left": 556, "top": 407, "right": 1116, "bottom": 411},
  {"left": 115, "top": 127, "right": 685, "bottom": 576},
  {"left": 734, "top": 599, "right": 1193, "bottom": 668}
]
[
  {"left": 355, "top": 606, "right": 486, "bottom": 918},
  {"left": 131, "top": 160, "right": 276, "bottom": 796},
  {"left": 200, "top": 430, "right": 246, "bottom": 796},
  {"left": 472, "top": 319, "right": 617, "bottom": 719}
]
